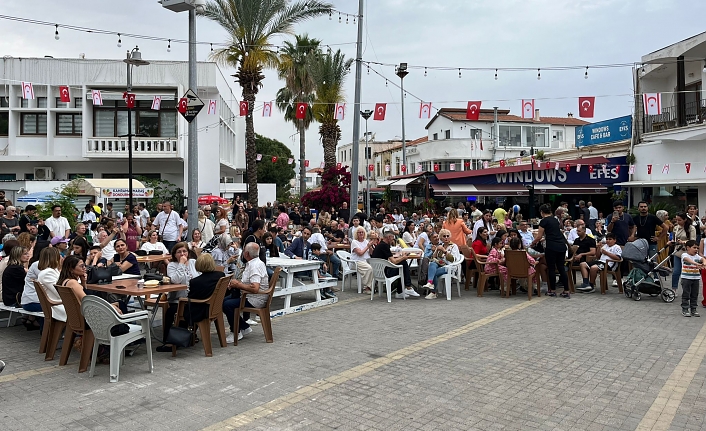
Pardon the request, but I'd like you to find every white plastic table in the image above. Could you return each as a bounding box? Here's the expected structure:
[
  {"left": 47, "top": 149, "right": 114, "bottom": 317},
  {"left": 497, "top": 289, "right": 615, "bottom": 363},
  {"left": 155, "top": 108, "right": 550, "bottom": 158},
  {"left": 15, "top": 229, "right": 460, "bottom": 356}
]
[{"left": 266, "top": 257, "right": 338, "bottom": 317}]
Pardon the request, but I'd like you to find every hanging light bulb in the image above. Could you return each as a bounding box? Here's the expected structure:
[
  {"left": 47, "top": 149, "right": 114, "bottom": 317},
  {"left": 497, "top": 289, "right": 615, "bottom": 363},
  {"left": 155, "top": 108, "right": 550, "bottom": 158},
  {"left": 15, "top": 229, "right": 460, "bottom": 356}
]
[
  {"left": 210, "top": 43, "right": 214, "bottom": 52},
  {"left": 494, "top": 69, "right": 498, "bottom": 80},
  {"left": 385, "top": 80, "right": 388, "bottom": 87},
  {"left": 702, "top": 60, "right": 706, "bottom": 73},
  {"left": 346, "top": 15, "right": 349, "bottom": 24},
  {"left": 167, "top": 39, "right": 171, "bottom": 52},
  {"left": 54, "top": 24, "right": 60, "bottom": 40},
  {"left": 404, "top": 92, "right": 407, "bottom": 98},
  {"left": 424, "top": 67, "right": 427, "bottom": 77},
  {"left": 329, "top": 11, "right": 332, "bottom": 20},
  {"left": 584, "top": 66, "right": 589, "bottom": 79},
  {"left": 353, "top": 15, "right": 356, "bottom": 24},
  {"left": 458, "top": 68, "right": 462, "bottom": 79},
  {"left": 117, "top": 33, "right": 122, "bottom": 47},
  {"left": 338, "top": 13, "right": 341, "bottom": 23},
  {"left": 367, "top": 64, "right": 370, "bottom": 75},
  {"left": 537, "top": 68, "right": 541, "bottom": 80}
]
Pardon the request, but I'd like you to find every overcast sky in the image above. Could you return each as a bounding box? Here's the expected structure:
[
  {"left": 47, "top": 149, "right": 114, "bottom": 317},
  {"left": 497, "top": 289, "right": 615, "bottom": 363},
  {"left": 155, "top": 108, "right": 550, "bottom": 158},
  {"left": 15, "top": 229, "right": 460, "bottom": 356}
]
[{"left": 1, "top": 0, "right": 705, "bottom": 167}]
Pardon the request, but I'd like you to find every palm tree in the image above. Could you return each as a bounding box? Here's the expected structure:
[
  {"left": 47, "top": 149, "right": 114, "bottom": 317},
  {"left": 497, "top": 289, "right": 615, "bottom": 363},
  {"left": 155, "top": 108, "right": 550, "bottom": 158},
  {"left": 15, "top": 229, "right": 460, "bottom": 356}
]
[
  {"left": 199, "top": 0, "right": 332, "bottom": 205},
  {"left": 308, "top": 49, "right": 353, "bottom": 170},
  {"left": 276, "top": 34, "right": 320, "bottom": 198}
]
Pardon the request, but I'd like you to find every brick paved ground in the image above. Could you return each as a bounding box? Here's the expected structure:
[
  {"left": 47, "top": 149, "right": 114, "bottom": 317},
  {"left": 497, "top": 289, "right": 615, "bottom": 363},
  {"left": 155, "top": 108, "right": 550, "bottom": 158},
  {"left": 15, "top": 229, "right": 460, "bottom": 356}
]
[{"left": 1, "top": 282, "right": 706, "bottom": 431}]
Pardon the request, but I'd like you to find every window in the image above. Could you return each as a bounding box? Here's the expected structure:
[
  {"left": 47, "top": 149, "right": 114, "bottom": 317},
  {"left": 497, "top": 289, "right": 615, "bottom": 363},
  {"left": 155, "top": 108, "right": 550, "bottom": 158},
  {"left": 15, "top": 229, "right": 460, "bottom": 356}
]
[
  {"left": 37, "top": 97, "right": 47, "bottom": 108},
  {"left": 0, "top": 112, "right": 7, "bottom": 136},
  {"left": 0, "top": 98, "right": 9, "bottom": 108},
  {"left": 499, "top": 125, "right": 522, "bottom": 146},
  {"left": 21, "top": 113, "right": 47, "bottom": 135},
  {"left": 553, "top": 130, "right": 564, "bottom": 142},
  {"left": 24, "top": 173, "right": 34, "bottom": 180},
  {"left": 433, "top": 133, "right": 438, "bottom": 140},
  {"left": 75, "top": 98, "right": 83, "bottom": 109},
  {"left": 0, "top": 174, "right": 16, "bottom": 181},
  {"left": 365, "top": 147, "right": 372, "bottom": 159},
  {"left": 445, "top": 130, "right": 451, "bottom": 139},
  {"left": 470, "top": 129, "right": 481, "bottom": 139},
  {"left": 525, "top": 126, "right": 548, "bottom": 147},
  {"left": 55, "top": 97, "right": 70, "bottom": 108},
  {"left": 68, "top": 173, "right": 93, "bottom": 180},
  {"left": 57, "top": 113, "right": 82, "bottom": 135},
  {"left": 19, "top": 98, "right": 28, "bottom": 108},
  {"left": 93, "top": 99, "right": 177, "bottom": 137}
]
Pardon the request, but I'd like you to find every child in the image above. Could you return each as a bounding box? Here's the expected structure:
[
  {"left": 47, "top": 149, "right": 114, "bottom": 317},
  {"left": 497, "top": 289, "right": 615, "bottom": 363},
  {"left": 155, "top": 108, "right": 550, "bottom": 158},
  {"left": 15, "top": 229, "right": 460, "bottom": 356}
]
[
  {"left": 309, "top": 243, "right": 336, "bottom": 299},
  {"left": 576, "top": 232, "right": 622, "bottom": 294},
  {"left": 485, "top": 236, "right": 508, "bottom": 284},
  {"left": 680, "top": 240, "right": 705, "bottom": 317}
]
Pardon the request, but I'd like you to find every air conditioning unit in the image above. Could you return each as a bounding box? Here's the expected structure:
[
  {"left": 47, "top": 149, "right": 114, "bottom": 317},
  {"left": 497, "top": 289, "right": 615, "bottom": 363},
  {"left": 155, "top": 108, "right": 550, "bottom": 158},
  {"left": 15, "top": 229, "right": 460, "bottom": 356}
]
[{"left": 33, "top": 167, "right": 53, "bottom": 180}]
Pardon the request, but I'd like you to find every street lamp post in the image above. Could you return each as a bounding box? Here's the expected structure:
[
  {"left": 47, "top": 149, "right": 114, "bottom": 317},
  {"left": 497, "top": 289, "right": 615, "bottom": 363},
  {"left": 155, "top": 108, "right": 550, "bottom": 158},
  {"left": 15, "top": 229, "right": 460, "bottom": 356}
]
[
  {"left": 360, "top": 109, "right": 372, "bottom": 215},
  {"left": 123, "top": 46, "right": 150, "bottom": 212},
  {"left": 396, "top": 63, "right": 409, "bottom": 169},
  {"left": 522, "top": 146, "right": 536, "bottom": 221}
]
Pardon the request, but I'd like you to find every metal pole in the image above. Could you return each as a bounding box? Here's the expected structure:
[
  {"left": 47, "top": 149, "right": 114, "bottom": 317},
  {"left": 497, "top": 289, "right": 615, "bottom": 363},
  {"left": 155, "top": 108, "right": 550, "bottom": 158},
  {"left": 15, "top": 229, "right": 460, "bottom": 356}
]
[
  {"left": 365, "top": 119, "right": 370, "bottom": 215},
  {"left": 187, "top": 8, "right": 198, "bottom": 235},
  {"left": 529, "top": 146, "right": 535, "bottom": 221},
  {"left": 126, "top": 54, "right": 133, "bottom": 212},
  {"left": 400, "top": 76, "right": 406, "bottom": 168},
  {"left": 349, "top": 0, "right": 364, "bottom": 216}
]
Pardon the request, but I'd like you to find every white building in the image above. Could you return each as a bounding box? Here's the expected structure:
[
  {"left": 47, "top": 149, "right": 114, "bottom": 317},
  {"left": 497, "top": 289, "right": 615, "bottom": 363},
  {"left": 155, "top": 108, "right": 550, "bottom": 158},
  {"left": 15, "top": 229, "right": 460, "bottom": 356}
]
[
  {"left": 290, "top": 168, "right": 323, "bottom": 196},
  {"left": 0, "top": 56, "right": 263, "bottom": 205},
  {"left": 618, "top": 31, "right": 706, "bottom": 209},
  {"left": 337, "top": 136, "right": 403, "bottom": 188}
]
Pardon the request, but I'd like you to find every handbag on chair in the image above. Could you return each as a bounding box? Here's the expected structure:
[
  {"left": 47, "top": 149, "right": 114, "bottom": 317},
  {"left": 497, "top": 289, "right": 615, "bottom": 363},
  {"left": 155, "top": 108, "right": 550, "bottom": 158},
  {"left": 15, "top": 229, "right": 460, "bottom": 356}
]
[{"left": 165, "top": 298, "right": 195, "bottom": 348}]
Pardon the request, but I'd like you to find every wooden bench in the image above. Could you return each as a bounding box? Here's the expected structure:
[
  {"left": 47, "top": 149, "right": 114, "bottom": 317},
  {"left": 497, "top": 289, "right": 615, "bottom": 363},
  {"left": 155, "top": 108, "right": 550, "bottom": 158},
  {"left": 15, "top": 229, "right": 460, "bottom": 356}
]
[{"left": 0, "top": 304, "right": 44, "bottom": 327}]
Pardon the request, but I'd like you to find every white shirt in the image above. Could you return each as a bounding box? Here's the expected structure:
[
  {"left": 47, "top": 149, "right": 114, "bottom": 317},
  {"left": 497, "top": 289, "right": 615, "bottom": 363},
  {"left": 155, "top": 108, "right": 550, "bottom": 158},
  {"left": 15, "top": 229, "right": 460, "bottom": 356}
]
[
  {"left": 519, "top": 230, "right": 534, "bottom": 248},
  {"left": 140, "top": 209, "right": 150, "bottom": 229},
  {"left": 37, "top": 268, "right": 64, "bottom": 322},
  {"left": 102, "top": 240, "right": 116, "bottom": 261},
  {"left": 471, "top": 209, "right": 483, "bottom": 223},
  {"left": 567, "top": 227, "right": 593, "bottom": 244},
  {"left": 588, "top": 205, "right": 598, "bottom": 220},
  {"left": 599, "top": 243, "right": 623, "bottom": 268},
  {"left": 242, "top": 258, "right": 269, "bottom": 308},
  {"left": 308, "top": 232, "right": 328, "bottom": 252},
  {"left": 153, "top": 210, "right": 183, "bottom": 242},
  {"left": 140, "top": 241, "right": 169, "bottom": 255},
  {"left": 46, "top": 215, "right": 70, "bottom": 238},
  {"left": 472, "top": 219, "right": 492, "bottom": 241},
  {"left": 414, "top": 232, "right": 429, "bottom": 249},
  {"left": 350, "top": 239, "right": 370, "bottom": 262},
  {"left": 82, "top": 211, "right": 97, "bottom": 223},
  {"left": 21, "top": 261, "right": 41, "bottom": 305}
]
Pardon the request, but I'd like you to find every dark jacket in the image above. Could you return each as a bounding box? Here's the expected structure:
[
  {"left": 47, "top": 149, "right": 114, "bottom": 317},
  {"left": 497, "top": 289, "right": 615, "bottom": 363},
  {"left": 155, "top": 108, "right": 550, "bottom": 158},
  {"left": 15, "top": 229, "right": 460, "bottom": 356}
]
[
  {"left": 184, "top": 271, "right": 224, "bottom": 323},
  {"left": 2, "top": 264, "right": 26, "bottom": 306},
  {"left": 284, "top": 237, "right": 308, "bottom": 259}
]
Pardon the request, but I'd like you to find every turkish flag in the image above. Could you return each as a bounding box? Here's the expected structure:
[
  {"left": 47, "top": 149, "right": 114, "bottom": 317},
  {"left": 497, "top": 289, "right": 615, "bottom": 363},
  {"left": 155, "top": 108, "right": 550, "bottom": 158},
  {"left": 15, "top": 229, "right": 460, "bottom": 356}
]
[
  {"left": 336, "top": 162, "right": 342, "bottom": 169},
  {"left": 296, "top": 103, "right": 307, "bottom": 119},
  {"left": 686, "top": 163, "right": 691, "bottom": 174},
  {"left": 433, "top": 164, "right": 439, "bottom": 171},
  {"left": 615, "top": 165, "right": 620, "bottom": 174},
  {"left": 466, "top": 101, "right": 481, "bottom": 120},
  {"left": 565, "top": 164, "right": 571, "bottom": 172},
  {"left": 368, "top": 164, "right": 374, "bottom": 172},
  {"left": 123, "top": 92, "right": 136, "bottom": 109},
  {"left": 588, "top": 165, "right": 594, "bottom": 173},
  {"left": 545, "top": 162, "right": 551, "bottom": 169},
  {"left": 521, "top": 99, "right": 534, "bottom": 119},
  {"left": 464, "top": 161, "right": 470, "bottom": 168},
  {"left": 579, "top": 96, "right": 595, "bottom": 118},
  {"left": 373, "top": 103, "right": 386, "bottom": 121},
  {"left": 59, "top": 86, "right": 70, "bottom": 103},
  {"left": 305, "top": 160, "right": 310, "bottom": 167},
  {"left": 647, "top": 164, "right": 652, "bottom": 174},
  {"left": 239, "top": 101, "right": 249, "bottom": 116},
  {"left": 178, "top": 98, "right": 188, "bottom": 114},
  {"left": 499, "top": 160, "right": 506, "bottom": 167},
  {"left": 272, "top": 156, "right": 278, "bottom": 163},
  {"left": 401, "top": 164, "right": 407, "bottom": 172}
]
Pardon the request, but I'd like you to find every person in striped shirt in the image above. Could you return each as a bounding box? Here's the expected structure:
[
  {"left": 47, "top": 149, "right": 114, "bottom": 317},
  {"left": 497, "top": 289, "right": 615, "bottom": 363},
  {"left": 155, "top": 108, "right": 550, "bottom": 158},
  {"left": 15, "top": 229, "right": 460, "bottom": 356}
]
[{"left": 680, "top": 240, "right": 706, "bottom": 318}]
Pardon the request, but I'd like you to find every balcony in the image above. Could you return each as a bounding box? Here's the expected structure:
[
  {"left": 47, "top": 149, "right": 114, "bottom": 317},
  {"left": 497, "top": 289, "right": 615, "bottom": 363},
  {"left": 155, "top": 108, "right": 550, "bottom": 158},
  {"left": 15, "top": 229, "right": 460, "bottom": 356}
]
[
  {"left": 643, "top": 99, "right": 706, "bottom": 133},
  {"left": 84, "top": 137, "right": 181, "bottom": 159}
]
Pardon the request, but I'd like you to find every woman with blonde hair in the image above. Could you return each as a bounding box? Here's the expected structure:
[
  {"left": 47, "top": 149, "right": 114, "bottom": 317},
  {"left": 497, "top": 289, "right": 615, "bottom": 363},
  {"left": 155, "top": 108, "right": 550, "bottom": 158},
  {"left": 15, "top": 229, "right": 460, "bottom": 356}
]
[
  {"left": 422, "top": 228, "right": 462, "bottom": 299},
  {"left": 350, "top": 227, "right": 375, "bottom": 292},
  {"left": 198, "top": 209, "right": 216, "bottom": 244}
]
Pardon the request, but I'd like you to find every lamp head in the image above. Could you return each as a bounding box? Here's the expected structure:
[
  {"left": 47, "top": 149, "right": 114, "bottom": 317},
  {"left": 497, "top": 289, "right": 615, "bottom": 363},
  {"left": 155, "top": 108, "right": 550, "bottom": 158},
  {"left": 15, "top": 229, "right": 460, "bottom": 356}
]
[{"left": 124, "top": 46, "right": 150, "bottom": 66}]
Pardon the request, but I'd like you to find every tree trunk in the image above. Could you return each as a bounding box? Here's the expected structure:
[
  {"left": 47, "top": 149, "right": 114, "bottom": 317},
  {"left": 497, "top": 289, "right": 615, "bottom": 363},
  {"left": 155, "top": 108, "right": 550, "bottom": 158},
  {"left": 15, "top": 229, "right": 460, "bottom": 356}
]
[
  {"left": 244, "top": 91, "right": 258, "bottom": 205},
  {"left": 321, "top": 121, "right": 341, "bottom": 171},
  {"left": 299, "top": 120, "right": 306, "bottom": 198}
]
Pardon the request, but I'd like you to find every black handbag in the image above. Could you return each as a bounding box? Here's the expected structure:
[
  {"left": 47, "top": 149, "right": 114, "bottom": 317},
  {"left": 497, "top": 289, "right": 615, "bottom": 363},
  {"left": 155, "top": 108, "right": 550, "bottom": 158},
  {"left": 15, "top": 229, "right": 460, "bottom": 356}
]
[
  {"left": 143, "top": 273, "right": 163, "bottom": 282},
  {"left": 107, "top": 263, "right": 123, "bottom": 276},
  {"left": 165, "top": 298, "right": 195, "bottom": 348},
  {"left": 86, "top": 266, "right": 112, "bottom": 285}
]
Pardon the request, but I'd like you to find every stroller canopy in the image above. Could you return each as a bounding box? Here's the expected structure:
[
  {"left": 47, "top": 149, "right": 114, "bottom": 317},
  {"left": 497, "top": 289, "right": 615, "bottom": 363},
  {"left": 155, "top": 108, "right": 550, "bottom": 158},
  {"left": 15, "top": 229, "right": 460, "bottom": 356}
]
[{"left": 622, "top": 238, "right": 649, "bottom": 262}]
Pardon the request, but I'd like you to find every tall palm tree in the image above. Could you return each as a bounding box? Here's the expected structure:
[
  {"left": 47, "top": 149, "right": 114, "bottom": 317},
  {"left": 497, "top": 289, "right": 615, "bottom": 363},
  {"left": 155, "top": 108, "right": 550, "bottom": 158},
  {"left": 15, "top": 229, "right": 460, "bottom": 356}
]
[
  {"left": 308, "top": 49, "right": 353, "bottom": 170},
  {"left": 276, "top": 34, "right": 320, "bottom": 198},
  {"left": 199, "top": 0, "right": 332, "bottom": 205}
]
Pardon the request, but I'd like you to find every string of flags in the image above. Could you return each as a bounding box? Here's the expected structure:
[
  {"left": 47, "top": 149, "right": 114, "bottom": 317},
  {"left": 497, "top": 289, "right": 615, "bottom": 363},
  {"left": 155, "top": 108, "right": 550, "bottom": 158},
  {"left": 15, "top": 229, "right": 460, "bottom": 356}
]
[{"left": 419, "top": 97, "right": 597, "bottom": 120}]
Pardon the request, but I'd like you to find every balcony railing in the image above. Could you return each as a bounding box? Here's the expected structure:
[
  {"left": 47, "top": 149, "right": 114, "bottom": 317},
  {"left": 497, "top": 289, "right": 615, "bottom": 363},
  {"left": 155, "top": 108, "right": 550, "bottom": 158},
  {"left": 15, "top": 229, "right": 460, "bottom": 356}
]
[
  {"left": 84, "top": 137, "right": 179, "bottom": 158},
  {"left": 643, "top": 99, "right": 706, "bottom": 133}
]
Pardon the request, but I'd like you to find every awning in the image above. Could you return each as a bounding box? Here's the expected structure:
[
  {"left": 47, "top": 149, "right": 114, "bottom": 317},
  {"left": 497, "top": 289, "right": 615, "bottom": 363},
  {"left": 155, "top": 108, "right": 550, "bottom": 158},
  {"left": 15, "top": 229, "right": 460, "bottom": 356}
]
[
  {"left": 376, "top": 180, "right": 396, "bottom": 187},
  {"left": 391, "top": 177, "right": 423, "bottom": 191},
  {"left": 75, "top": 179, "right": 147, "bottom": 197},
  {"left": 615, "top": 179, "right": 706, "bottom": 187},
  {"left": 433, "top": 183, "right": 607, "bottom": 197},
  {"left": 86, "top": 90, "right": 177, "bottom": 101}
]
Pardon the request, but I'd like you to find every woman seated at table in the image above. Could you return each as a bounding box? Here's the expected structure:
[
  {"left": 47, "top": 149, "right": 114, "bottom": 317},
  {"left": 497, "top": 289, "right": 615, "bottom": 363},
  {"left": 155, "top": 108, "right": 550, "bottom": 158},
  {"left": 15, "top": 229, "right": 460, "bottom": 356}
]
[
  {"left": 157, "top": 242, "right": 201, "bottom": 352},
  {"left": 140, "top": 230, "right": 170, "bottom": 255},
  {"left": 36, "top": 247, "right": 65, "bottom": 322},
  {"left": 177, "top": 253, "right": 224, "bottom": 332},
  {"left": 422, "top": 228, "right": 461, "bottom": 300},
  {"left": 262, "top": 232, "right": 279, "bottom": 258},
  {"left": 401, "top": 221, "right": 417, "bottom": 247},
  {"left": 109, "top": 239, "right": 141, "bottom": 276},
  {"left": 2, "top": 246, "right": 31, "bottom": 307},
  {"left": 472, "top": 227, "right": 489, "bottom": 259},
  {"left": 350, "top": 227, "right": 375, "bottom": 292},
  {"left": 211, "top": 233, "right": 239, "bottom": 272},
  {"left": 71, "top": 236, "right": 90, "bottom": 261},
  {"left": 188, "top": 229, "right": 206, "bottom": 254}
]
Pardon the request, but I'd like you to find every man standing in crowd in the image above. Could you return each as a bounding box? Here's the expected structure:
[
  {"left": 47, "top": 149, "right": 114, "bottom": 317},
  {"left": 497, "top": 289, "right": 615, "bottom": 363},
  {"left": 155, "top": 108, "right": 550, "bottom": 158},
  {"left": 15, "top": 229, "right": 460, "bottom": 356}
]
[
  {"left": 153, "top": 201, "right": 183, "bottom": 251},
  {"left": 587, "top": 201, "right": 598, "bottom": 231},
  {"left": 631, "top": 201, "right": 668, "bottom": 256},
  {"left": 104, "top": 202, "right": 117, "bottom": 221},
  {"left": 470, "top": 203, "right": 483, "bottom": 223},
  {"left": 45, "top": 205, "right": 71, "bottom": 239},
  {"left": 242, "top": 219, "right": 267, "bottom": 264},
  {"left": 606, "top": 201, "right": 634, "bottom": 247},
  {"left": 289, "top": 206, "right": 301, "bottom": 228},
  {"left": 578, "top": 200, "right": 590, "bottom": 224},
  {"left": 138, "top": 203, "right": 150, "bottom": 230},
  {"left": 19, "top": 204, "right": 37, "bottom": 233},
  {"left": 337, "top": 201, "right": 350, "bottom": 224}
]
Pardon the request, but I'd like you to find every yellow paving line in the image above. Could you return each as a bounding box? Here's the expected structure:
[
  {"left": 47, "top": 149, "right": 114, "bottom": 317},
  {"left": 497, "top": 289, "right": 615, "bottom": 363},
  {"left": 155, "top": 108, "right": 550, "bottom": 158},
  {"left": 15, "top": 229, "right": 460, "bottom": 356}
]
[
  {"left": 0, "top": 364, "right": 60, "bottom": 383},
  {"left": 202, "top": 298, "right": 544, "bottom": 431},
  {"left": 636, "top": 319, "right": 706, "bottom": 431}
]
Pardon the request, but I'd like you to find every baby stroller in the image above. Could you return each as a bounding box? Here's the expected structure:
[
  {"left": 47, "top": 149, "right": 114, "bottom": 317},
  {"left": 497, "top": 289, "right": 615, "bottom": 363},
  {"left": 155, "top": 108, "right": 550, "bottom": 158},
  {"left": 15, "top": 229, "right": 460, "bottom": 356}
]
[{"left": 622, "top": 238, "right": 674, "bottom": 302}]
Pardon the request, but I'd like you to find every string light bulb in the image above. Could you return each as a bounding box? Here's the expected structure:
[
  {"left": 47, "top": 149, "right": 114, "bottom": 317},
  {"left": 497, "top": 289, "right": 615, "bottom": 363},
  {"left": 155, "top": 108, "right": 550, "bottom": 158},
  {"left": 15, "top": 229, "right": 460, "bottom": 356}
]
[
  {"left": 353, "top": 15, "right": 356, "bottom": 24},
  {"left": 385, "top": 80, "right": 388, "bottom": 87},
  {"left": 367, "top": 64, "right": 370, "bottom": 75},
  {"left": 537, "top": 68, "right": 541, "bottom": 80},
  {"left": 329, "top": 11, "right": 332, "bottom": 20},
  {"left": 584, "top": 66, "right": 588, "bottom": 79},
  {"left": 424, "top": 67, "right": 427, "bottom": 77},
  {"left": 338, "top": 13, "right": 341, "bottom": 23},
  {"left": 54, "top": 24, "right": 59, "bottom": 40},
  {"left": 210, "top": 43, "right": 213, "bottom": 52},
  {"left": 640, "top": 66, "right": 646, "bottom": 77},
  {"left": 167, "top": 39, "right": 171, "bottom": 52},
  {"left": 702, "top": 60, "right": 706, "bottom": 73},
  {"left": 458, "top": 68, "right": 461, "bottom": 79},
  {"left": 494, "top": 69, "right": 498, "bottom": 80},
  {"left": 117, "top": 33, "right": 122, "bottom": 47},
  {"left": 346, "top": 15, "right": 349, "bottom": 24}
]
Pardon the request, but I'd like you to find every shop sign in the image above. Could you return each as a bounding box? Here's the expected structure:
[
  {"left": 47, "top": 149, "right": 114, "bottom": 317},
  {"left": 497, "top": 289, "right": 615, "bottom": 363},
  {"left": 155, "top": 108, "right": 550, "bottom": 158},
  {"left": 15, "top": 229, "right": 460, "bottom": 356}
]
[{"left": 575, "top": 115, "right": 632, "bottom": 147}]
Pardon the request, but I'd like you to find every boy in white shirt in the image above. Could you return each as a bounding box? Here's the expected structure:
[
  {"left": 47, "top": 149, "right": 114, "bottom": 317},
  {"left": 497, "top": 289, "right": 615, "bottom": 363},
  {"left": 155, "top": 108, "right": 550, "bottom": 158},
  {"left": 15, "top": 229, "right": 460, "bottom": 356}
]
[
  {"left": 680, "top": 240, "right": 705, "bottom": 317},
  {"left": 576, "top": 233, "right": 622, "bottom": 294}
]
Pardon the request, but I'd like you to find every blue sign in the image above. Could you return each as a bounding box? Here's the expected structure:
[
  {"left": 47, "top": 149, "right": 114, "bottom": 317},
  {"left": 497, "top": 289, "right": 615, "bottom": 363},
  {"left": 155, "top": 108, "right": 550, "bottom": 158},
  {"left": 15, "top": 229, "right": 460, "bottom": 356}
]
[{"left": 575, "top": 115, "right": 632, "bottom": 147}]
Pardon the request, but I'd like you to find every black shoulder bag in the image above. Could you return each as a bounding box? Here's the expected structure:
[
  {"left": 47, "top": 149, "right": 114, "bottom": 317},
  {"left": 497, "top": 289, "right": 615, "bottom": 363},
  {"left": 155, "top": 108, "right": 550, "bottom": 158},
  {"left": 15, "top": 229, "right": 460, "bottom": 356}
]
[{"left": 165, "top": 298, "right": 195, "bottom": 348}]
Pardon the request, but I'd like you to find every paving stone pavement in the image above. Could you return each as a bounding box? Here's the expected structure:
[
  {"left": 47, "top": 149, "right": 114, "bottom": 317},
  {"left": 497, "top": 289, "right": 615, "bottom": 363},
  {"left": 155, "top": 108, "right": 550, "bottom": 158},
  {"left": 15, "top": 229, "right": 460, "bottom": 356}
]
[{"left": 1, "top": 283, "right": 706, "bottom": 431}]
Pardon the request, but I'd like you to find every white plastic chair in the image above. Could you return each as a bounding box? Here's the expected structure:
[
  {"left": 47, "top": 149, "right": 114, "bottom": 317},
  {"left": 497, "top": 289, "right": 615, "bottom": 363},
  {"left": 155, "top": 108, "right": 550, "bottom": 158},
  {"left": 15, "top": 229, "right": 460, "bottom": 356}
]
[
  {"left": 435, "top": 254, "right": 465, "bottom": 301},
  {"left": 367, "top": 258, "right": 403, "bottom": 303},
  {"left": 336, "top": 250, "right": 361, "bottom": 293},
  {"left": 81, "top": 295, "right": 153, "bottom": 383}
]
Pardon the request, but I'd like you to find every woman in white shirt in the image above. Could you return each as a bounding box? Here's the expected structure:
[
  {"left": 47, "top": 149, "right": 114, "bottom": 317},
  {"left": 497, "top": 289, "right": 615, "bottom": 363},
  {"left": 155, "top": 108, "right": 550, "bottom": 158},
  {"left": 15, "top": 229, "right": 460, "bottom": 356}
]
[
  {"left": 198, "top": 209, "right": 216, "bottom": 244},
  {"left": 140, "top": 230, "right": 170, "bottom": 254},
  {"left": 188, "top": 229, "right": 206, "bottom": 253},
  {"left": 214, "top": 207, "right": 229, "bottom": 236},
  {"left": 36, "top": 247, "right": 65, "bottom": 322},
  {"left": 415, "top": 223, "right": 433, "bottom": 250},
  {"left": 350, "top": 227, "right": 375, "bottom": 292},
  {"left": 401, "top": 221, "right": 417, "bottom": 247}
]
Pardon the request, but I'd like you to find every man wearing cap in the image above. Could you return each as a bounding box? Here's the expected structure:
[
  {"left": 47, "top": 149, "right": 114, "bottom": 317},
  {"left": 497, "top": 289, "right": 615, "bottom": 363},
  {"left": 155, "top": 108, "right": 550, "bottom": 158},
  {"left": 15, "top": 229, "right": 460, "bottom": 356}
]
[
  {"left": 45, "top": 205, "right": 71, "bottom": 239},
  {"left": 51, "top": 236, "right": 69, "bottom": 258}
]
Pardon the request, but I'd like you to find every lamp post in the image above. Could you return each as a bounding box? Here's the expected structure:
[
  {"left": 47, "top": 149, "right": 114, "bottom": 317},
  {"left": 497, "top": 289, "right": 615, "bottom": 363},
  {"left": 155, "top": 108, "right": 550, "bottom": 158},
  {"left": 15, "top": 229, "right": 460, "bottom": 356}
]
[
  {"left": 521, "top": 146, "right": 536, "bottom": 221},
  {"left": 360, "top": 109, "right": 372, "bottom": 215},
  {"left": 123, "top": 46, "right": 150, "bottom": 212},
  {"left": 396, "top": 63, "right": 409, "bottom": 169}
]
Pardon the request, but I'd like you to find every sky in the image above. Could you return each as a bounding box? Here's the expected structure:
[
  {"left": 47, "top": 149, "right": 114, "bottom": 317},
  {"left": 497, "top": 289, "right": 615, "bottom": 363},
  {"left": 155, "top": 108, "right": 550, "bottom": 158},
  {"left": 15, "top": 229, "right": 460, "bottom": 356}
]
[{"left": 1, "top": 0, "right": 705, "bottom": 168}]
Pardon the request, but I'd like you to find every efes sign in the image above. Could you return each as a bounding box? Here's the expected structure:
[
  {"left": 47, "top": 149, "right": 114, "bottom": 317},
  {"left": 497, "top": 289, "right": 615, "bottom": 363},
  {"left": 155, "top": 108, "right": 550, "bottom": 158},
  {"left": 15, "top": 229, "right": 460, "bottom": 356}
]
[{"left": 575, "top": 115, "right": 632, "bottom": 147}]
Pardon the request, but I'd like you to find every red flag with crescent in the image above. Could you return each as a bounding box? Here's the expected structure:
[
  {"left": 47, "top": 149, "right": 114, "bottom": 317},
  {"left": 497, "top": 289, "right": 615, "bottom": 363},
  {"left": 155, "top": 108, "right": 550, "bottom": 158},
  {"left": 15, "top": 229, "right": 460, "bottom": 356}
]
[
  {"left": 295, "top": 103, "right": 307, "bottom": 119},
  {"left": 178, "top": 98, "right": 188, "bottom": 114},
  {"left": 643, "top": 93, "right": 661, "bottom": 116},
  {"left": 123, "top": 92, "right": 136, "bottom": 109},
  {"left": 615, "top": 165, "right": 620, "bottom": 175},
  {"left": 579, "top": 96, "right": 595, "bottom": 118},
  {"left": 305, "top": 160, "right": 310, "bottom": 167},
  {"left": 368, "top": 164, "right": 374, "bottom": 172},
  {"left": 433, "top": 164, "right": 439, "bottom": 172},
  {"left": 373, "top": 103, "right": 386, "bottom": 121},
  {"left": 271, "top": 156, "right": 278, "bottom": 163},
  {"left": 466, "top": 101, "right": 481, "bottom": 120},
  {"left": 239, "top": 101, "right": 249, "bottom": 116},
  {"left": 419, "top": 102, "right": 432, "bottom": 119},
  {"left": 647, "top": 164, "right": 652, "bottom": 174},
  {"left": 521, "top": 99, "right": 534, "bottom": 119},
  {"left": 334, "top": 103, "right": 345, "bottom": 120},
  {"left": 588, "top": 165, "right": 594, "bottom": 173},
  {"left": 336, "top": 162, "right": 342, "bottom": 169},
  {"left": 401, "top": 164, "right": 407, "bottom": 172},
  {"left": 686, "top": 163, "right": 691, "bottom": 174},
  {"left": 499, "top": 160, "right": 506, "bottom": 167},
  {"left": 59, "top": 86, "right": 70, "bottom": 103},
  {"left": 565, "top": 164, "right": 571, "bottom": 172}
]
